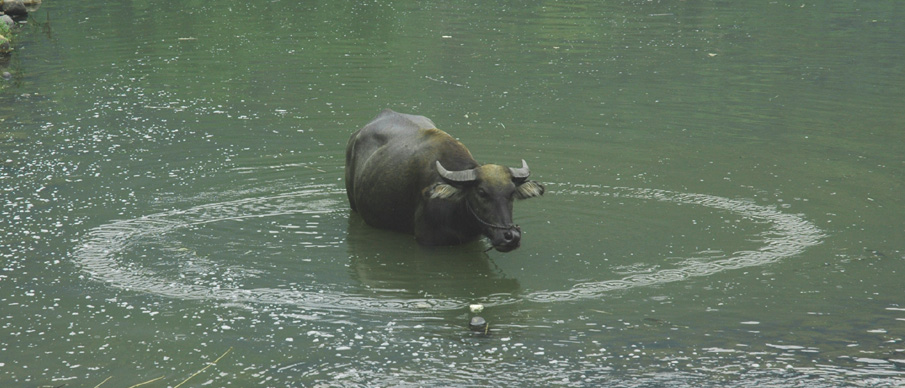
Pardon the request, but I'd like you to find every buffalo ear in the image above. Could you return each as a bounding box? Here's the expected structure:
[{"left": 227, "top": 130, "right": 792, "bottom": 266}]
[
  {"left": 428, "top": 183, "right": 463, "bottom": 200},
  {"left": 515, "top": 180, "right": 544, "bottom": 200}
]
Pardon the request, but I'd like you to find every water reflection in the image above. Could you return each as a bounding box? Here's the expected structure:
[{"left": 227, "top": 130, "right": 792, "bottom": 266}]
[{"left": 346, "top": 212, "right": 521, "bottom": 300}]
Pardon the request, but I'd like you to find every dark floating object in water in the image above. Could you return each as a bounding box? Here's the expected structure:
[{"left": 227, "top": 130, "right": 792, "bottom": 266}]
[{"left": 469, "top": 316, "right": 488, "bottom": 332}]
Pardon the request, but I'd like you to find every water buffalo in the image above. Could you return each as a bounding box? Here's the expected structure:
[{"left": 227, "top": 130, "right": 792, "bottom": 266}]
[{"left": 344, "top": 109, "right": 544, "bottom": 252}]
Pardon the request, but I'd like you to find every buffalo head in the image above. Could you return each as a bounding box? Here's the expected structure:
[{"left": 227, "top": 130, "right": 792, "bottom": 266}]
[{"left": 430, "top": 159, "right": 544, "bottom": 252}]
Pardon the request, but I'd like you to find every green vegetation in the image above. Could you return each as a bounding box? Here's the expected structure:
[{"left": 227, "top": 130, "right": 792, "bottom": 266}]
[{"left": 0, "top": 16, "right": 12, "bottom": 53}]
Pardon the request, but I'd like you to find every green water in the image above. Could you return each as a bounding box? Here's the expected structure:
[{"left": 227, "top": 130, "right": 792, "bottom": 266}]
[{"left": 2, "top": 1, "right": 904, "bottom": 387}]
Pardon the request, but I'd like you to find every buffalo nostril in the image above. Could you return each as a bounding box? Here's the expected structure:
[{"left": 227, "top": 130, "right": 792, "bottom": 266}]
[{"left": 504, "top": 231, "right": 513, "bottom": 241}]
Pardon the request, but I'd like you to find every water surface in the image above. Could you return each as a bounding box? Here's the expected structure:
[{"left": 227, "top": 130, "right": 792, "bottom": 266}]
[{"left": 2, "top": 1, "right": 904, "bottom": 387}]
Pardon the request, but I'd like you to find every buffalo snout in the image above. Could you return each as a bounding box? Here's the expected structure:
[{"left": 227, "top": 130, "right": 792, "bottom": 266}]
[{"left": 490, "top": 226, "right": 521, "bottom": 252}]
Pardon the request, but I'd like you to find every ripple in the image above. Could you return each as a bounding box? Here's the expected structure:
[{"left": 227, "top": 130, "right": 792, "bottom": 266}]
[
  {"left": 73, "top": 184, "right": 461, "bottom": 312},
  {"left": 72, "top": 182, "right": 825, "bottom": 313},
  {"left": 514, "top": 184, "right": 826, "bottom": 304}
]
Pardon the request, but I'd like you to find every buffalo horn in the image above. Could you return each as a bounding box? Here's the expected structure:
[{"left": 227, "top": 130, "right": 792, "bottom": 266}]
[
  {"left": 509, "top": 159, "right": 531, "bottom": 180},
  {"left": 436, "top": 161, "right": 477, "bottom": 182}
]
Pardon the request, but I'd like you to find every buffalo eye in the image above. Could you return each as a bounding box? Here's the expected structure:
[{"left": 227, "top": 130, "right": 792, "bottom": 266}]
[{"left": 476, "top": 188, "right": 489, "bottom": 198}]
